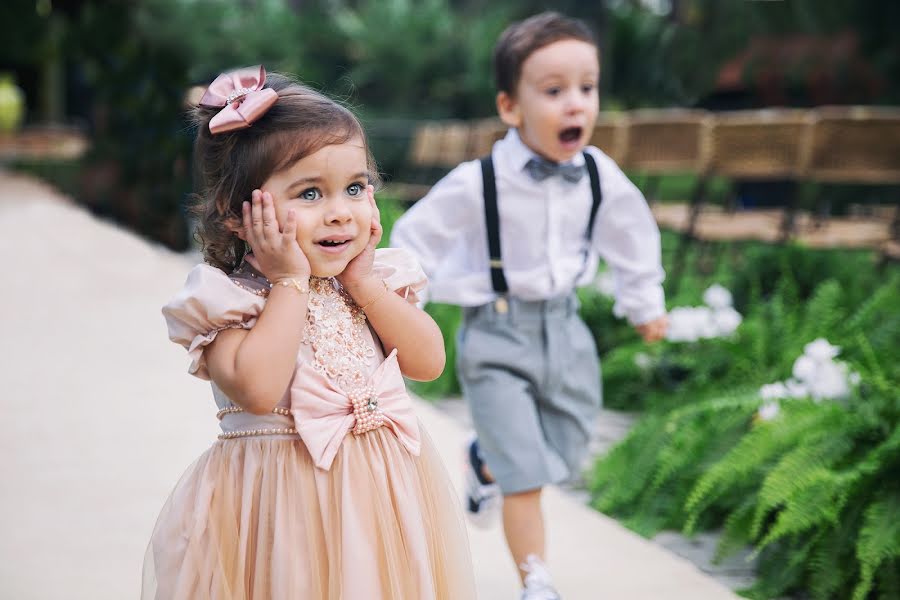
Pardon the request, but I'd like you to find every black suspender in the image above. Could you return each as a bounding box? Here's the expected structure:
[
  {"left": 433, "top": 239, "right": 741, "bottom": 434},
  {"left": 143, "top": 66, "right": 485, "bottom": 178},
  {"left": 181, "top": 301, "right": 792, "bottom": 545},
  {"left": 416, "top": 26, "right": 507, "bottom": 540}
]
[
  {"left": 583, "top": 152, "right": 602, "bottom": 240},
  {"left": 480, "top": 155, "right": 508, "bottom": 294},
  {"left": 480, "top": 151, "right": 603, "bottom": 296}
]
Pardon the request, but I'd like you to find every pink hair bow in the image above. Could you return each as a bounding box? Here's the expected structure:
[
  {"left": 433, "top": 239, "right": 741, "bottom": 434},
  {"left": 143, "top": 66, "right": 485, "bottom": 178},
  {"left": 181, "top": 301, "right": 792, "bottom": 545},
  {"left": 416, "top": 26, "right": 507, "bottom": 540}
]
[
  {"left": 291, "top": 349, "right": 421, "bottom": 471},
  {"left": 199, "top": 65, "right": 278, "bottom": 135}
]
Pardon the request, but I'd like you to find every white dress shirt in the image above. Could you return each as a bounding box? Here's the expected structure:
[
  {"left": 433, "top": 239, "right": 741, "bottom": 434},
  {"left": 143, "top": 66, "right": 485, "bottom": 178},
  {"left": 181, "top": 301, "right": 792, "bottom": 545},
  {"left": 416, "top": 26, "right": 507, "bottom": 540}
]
[{"left": 390, "top": 129, "right": 666, "bottom": 325}]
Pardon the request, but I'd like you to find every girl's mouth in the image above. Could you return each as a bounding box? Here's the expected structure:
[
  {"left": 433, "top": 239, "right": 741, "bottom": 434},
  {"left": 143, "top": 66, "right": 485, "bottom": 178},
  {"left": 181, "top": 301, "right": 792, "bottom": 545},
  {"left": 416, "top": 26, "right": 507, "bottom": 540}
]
[{"left": 316, "top": 237, "right": 354, "bottom": 254}]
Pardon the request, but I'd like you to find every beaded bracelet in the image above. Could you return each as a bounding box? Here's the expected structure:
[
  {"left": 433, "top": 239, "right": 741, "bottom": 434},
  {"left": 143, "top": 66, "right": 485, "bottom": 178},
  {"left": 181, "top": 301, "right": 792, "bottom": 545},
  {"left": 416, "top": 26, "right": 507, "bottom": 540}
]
[
  {"left": 360, "top": 279, "right": 390, "bottom": 310},
  {"left": 273, "top": 277, "right": 310, "bottom": 295}
]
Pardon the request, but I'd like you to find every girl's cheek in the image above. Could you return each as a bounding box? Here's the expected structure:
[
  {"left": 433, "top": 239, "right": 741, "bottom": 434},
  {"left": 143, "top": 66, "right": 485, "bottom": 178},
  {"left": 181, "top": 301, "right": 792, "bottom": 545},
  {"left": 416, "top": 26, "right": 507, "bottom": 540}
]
[{"left": 357, "top": 225, "right": 372, "bottom": 249}]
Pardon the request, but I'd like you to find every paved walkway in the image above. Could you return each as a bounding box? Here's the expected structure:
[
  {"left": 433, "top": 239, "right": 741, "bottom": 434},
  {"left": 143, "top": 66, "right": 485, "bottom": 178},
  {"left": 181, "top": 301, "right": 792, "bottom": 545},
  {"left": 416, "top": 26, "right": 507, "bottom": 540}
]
[{"left": 0, "top": 171, "right": 739, "bottom": 599}]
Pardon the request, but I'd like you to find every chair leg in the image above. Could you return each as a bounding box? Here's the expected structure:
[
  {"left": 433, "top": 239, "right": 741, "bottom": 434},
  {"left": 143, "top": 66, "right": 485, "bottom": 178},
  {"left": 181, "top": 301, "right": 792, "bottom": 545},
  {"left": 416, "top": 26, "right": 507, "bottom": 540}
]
[
  {"left": 642, "top": 174, "right": 661, "bottom": 204},
  {"left": 878, "top": 203, "right": 900, "bottom": 270},
  {"left": 670, "top": 176, "right": 708, "bottom": 295},
  {"left": 778, "top": 180, "right": 802, "bottom": 244}
]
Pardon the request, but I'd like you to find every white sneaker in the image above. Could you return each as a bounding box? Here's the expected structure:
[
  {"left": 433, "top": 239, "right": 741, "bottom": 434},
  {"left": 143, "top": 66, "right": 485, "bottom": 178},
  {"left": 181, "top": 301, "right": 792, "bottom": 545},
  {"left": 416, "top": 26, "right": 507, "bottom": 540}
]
[
  {"left": 519, "top": 554, "right": 561, "bottom": 600},
  {"left": 463, "top": 435, "right": 502, "bottom": 529}
]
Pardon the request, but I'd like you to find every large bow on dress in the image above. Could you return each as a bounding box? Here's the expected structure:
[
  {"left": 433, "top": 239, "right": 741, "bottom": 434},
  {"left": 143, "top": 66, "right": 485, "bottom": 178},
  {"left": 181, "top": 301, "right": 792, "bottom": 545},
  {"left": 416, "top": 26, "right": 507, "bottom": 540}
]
[
  {"left": 199, "top": 65, "right": 278, "bottom": 134},
  {"left": 291, "top": 350, "right": 421, "bottom": 470}
]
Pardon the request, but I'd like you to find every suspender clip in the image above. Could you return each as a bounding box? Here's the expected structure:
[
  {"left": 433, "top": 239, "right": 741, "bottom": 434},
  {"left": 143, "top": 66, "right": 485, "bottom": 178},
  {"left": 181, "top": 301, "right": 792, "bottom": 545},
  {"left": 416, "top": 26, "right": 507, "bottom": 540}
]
[{"left": 494, "top": 296, "right": 509, "bottom": 314}]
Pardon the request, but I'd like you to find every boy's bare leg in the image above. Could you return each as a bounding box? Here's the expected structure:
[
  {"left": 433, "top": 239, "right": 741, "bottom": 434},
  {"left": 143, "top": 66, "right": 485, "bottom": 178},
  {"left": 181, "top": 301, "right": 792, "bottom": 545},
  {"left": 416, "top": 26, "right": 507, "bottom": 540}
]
[{"left": 502, "top": 488, "right": 546, "bottom": 584}]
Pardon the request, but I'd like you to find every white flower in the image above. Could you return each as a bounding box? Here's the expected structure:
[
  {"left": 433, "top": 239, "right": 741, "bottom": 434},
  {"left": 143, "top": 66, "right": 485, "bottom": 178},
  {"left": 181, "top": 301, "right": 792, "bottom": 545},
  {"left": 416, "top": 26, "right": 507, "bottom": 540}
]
[
  {"left": 634, "top": 352, "right": 653, "bottom": 370},
  {"left": 759, "top": 382, "right": 788, "bottom": 400},
  {"left": 594, "top": 270, "right": 616, "bottom": 298},
  {"left": 808, "top": 361, "right": 851, "bottom": 401},
  {"left": 804, "top": 338, "right": 841, "bottom": 362},
  {"left": 703, "top": 284, "right": 733, "bottom": 309},
  {"left": 666, "top": 290, "right": 743, "bottom": 343},
  {"left": 849, "top": 371, "right": 862, "bottom": 385},
  {"left": 666, "top": 307, "right": 701, "bottom": 342},
  {"left": 757, "top": 401, "right": 781, "bottom": 421},
  {"left": 712, "top": 307, "right": 743, "bottom": 336},
  {"left": 695, "top": 306, "right": 719, "bottom": 339},
  {"left": 785, "top": 378, "right": 809, "bottom": 398},
  {"left": 792, "top": 355, "right": 817, "bottom": 383}
]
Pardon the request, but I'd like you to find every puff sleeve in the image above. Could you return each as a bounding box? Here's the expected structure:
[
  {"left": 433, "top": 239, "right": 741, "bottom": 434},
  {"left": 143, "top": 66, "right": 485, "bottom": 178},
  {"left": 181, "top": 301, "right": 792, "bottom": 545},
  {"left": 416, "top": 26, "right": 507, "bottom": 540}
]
[
  {"left": 162, "top": 264, "right": 266, "bottom": 380},
  {"left": 371, "top": 247, "right": 428, "bottom": 305}
]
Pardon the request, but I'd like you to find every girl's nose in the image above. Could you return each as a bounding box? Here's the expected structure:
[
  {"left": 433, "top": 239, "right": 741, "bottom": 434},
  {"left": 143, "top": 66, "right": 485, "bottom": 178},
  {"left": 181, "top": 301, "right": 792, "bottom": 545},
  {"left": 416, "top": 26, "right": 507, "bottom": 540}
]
[{"left": 325, "top": 197, "right": 353, "bottom": 224}]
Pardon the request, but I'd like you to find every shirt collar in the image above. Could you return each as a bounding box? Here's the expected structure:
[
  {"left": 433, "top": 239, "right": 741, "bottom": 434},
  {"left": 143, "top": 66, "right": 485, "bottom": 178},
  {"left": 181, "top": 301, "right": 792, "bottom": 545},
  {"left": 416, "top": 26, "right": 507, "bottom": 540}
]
[{"left": 499, "top": 128, "right": 586, "bottom": 173}]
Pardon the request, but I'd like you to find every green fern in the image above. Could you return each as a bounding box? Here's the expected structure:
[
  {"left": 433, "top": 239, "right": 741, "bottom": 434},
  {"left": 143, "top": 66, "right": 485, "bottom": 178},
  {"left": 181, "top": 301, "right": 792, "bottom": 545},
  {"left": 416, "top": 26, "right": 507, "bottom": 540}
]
[
  {"left": 715, "top": 496, "right": 758, "bottom": 563},
  {"left": 853, "top": 493, "right": 900, "bottom": 600},
  {"left": 750, "top": 409, "right": 861, "bottom": 539},
  {"left": 755, "top": 468, "right": 855, "bottom": 551},
  {"left": 685, "top": 402, "right": 837, "bottom": 533},
  {"left": 796, "top": 279, "right": 844, "bottom": 347},
  {"left": 584, "top": 242, "right": 900, "bottom": 598},
  {"left": 808, "top": 518, "right": 858, "bottom": 600}
]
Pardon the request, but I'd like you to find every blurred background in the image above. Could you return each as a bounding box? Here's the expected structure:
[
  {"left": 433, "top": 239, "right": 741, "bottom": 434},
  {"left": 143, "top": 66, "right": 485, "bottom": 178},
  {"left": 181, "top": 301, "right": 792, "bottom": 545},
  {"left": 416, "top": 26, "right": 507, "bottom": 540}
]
[{"left": 2, "top": 1, "right": 899, "bottom": 599}]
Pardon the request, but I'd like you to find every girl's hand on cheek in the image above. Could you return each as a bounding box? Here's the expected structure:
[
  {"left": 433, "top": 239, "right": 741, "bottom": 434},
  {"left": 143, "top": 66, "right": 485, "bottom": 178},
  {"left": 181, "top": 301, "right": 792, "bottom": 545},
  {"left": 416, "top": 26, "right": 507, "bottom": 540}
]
[
  {"left": 337, "top": 186, "right": 382, "bottom": 288},
  {"left": 243, "top": 189, "right": 311, "bottom": 282}
]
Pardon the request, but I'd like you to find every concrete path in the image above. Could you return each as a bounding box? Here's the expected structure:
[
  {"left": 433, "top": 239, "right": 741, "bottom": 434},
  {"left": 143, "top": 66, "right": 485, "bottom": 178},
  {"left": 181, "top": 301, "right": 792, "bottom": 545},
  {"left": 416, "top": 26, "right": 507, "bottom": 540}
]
[{"left": 0, "top": 171, "right": 739, "bottom": 599}]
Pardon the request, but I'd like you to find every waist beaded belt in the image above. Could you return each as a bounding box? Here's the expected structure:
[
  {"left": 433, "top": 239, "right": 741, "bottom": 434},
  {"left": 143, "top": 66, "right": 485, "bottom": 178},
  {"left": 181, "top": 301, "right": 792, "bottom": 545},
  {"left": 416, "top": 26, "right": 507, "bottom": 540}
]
[{"left": 215, "top": 405, "right": 298, "bottom": 440}]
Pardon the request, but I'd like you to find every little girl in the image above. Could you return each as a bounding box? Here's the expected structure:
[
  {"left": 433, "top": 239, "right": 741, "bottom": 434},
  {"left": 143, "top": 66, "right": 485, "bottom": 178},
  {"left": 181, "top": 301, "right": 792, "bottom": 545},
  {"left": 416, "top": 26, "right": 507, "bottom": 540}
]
[{"left": 142, "top": 66, "right": 476, "bottom": 599}]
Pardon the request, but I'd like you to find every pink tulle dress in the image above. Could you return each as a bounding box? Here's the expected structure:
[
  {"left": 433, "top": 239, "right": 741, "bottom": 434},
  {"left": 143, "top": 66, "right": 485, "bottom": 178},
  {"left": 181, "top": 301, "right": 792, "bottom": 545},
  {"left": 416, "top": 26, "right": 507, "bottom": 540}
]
[{"left": 142, "top": 248, "right": 475, "bottom": 600}]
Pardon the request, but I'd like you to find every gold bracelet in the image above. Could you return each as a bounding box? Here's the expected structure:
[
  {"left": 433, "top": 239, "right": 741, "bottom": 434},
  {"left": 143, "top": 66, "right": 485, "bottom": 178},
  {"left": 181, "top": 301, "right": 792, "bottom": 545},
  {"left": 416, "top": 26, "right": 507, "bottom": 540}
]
[
  {"left": 360, "top": 279, "right": 390, "bottom": 310},
  {"left": 273, "top": 277, "right": 310, "bottom": 295}
]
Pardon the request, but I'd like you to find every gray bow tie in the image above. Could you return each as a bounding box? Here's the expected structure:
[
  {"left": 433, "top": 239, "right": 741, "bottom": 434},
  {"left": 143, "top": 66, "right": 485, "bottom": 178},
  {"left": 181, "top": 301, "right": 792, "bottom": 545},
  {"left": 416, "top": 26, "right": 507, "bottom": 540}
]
[{"left": 524, "top": 157, "right": 585, "bottom": 183}]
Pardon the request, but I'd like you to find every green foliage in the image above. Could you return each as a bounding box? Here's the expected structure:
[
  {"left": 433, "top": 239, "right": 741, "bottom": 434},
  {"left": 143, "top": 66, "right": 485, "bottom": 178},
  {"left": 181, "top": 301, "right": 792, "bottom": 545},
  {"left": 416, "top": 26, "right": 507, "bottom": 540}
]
[
  {"left": 412, "top": 302, "right": 463, "bottom": 398},
  {"left": 590, "top": 256, "right": 900, "bottom": 598},
  {"left": 376, "top": 193, "right": 462, "bottom": 398}
]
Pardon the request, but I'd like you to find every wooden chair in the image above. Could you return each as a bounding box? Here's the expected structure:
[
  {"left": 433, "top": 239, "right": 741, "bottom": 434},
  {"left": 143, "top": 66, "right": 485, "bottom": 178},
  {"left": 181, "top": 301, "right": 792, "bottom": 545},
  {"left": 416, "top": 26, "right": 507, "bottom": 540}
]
[
  {"left": 806, "top": 106, "right": 900, "bottom": 185},
  {"left": 386, "top": 121, "right": 445, "bottom": 201},
  {"left": 467, "top": 117, "right": 507, "bottom": 160},
  {"left": 589, "top": 113, "right": 627, "bottom": 164},
  {"left": 619, "top": 108, "right": 712, "bottom": 203},
  {"left": 436, "top": 121, "right": 472, "bottom": 169},
  {"left": 669, "top": 109, "right": 815, "bottom": 289},
  {"left": 701, "top": 108, "right": 815, "bottom": 241},
  {"left": 802, "top": 106, "right": 900, "bottom": 252},
  {"left": 408, "top": 121, "right": 443, "bottom": 170}
]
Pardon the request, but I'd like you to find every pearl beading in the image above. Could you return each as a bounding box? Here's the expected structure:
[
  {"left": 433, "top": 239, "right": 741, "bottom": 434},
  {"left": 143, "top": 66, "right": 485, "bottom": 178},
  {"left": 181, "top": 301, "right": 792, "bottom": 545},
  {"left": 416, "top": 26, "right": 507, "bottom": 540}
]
[
  {"left": 349, "top": 384, "right": 384, "bottom": 435},
  {"left": 229, "top": 264, "right": 271, "bottom": 297},
  {"left": 216, "top": 406, "right": 291, "bottom": 420},
  {"left": 218, "top": 427, "right": 297, "bottom": 440}
]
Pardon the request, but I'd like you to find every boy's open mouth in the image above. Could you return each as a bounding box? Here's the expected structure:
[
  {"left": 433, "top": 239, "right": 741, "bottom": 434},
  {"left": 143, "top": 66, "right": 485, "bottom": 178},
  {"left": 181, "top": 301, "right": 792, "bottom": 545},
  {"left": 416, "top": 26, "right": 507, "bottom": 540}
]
[{"left": 559, "top": 126, "right": 583, "bottom": 143}]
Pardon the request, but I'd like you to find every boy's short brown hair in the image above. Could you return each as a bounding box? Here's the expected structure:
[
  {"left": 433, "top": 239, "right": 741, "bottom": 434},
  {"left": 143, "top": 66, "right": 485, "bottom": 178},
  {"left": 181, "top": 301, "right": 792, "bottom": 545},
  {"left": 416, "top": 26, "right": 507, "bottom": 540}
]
[{"left": 493, "top": 11, "right": 598, "bottom": 96}]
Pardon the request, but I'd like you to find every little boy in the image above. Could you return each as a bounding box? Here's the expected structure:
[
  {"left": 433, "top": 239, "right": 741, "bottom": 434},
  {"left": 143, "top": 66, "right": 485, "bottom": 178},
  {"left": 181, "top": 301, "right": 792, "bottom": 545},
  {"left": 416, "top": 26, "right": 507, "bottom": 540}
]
[{"left": 391, "top": 12, "right": 667, "bottom": 599}]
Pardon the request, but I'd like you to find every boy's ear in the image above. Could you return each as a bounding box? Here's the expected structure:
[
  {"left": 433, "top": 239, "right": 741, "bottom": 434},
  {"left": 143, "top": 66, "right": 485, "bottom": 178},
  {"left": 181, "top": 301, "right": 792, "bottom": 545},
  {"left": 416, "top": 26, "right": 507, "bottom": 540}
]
[{"left": 496, "top": 91, "right": 521, "bottom": 129}]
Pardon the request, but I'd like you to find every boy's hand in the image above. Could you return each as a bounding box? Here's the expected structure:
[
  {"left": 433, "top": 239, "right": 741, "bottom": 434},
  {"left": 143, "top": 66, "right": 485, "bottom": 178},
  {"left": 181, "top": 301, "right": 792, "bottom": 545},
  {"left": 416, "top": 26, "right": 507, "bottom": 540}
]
[
  {"left": 635, "top": 314, "right": 668, "bottom": 343},
  {"left": 242, "top": 189, "right": 310, "bottom": 282},
  {"left": 337, "top": 186, "right": 382, "bottom": 288}
]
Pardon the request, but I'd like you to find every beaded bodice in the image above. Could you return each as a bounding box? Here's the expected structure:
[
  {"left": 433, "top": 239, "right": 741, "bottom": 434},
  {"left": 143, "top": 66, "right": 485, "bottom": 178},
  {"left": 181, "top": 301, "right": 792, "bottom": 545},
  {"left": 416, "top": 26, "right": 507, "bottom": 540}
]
[
  {"left": 229, "top": 260, "right": 379, "bottom": 397},
  {"left": 302, "top": 278, "right": 378, "bottom": 395}
]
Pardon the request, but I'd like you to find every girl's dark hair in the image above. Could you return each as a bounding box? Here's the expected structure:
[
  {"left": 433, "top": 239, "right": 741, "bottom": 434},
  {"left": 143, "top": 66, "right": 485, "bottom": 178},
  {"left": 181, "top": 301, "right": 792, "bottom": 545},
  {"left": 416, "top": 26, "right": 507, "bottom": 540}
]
[
  {"left": 493, "top": 11, "right": 598, "bottom": 96},
  {"left": 190, "top": 71, "right": 379, "bottom": 272}
]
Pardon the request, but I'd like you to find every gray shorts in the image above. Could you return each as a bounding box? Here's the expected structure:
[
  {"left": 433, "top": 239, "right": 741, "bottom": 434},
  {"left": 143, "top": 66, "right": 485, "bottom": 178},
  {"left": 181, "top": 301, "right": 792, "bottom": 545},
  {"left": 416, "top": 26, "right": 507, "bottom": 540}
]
[{"left": 456, "top": 294, "right": 601, "bottom": 494}]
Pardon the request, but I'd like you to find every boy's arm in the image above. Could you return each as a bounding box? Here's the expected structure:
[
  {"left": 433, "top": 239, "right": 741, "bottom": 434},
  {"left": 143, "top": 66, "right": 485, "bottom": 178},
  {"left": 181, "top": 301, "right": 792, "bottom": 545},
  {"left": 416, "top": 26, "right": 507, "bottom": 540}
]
[
  {"left": 389, "top": 161, "right": 480, "bottom": 291},
  {"left": 589, "top": 153, "right": 666, "bottom": 328}
]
